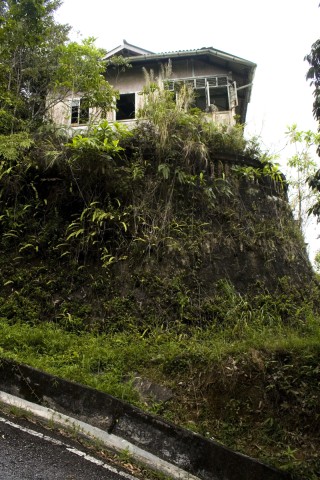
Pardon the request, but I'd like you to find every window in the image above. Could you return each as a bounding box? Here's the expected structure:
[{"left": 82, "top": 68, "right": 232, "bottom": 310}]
[
  {"left": 165, "top": 76, "right": 238, "bottom": 113},
  {"left": 116, "top": 93, "right": 135, "bottom": 120},
  {"left": 71, "top": 98, "right": 89, "bottom": 125}
]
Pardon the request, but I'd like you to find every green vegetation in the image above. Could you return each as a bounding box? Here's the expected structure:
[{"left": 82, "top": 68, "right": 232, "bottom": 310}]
[
  {"left": 285, "top": 125, "right": 320, "bottom": 229},
  {"left": 0, "top": 2, "right": 319, "bottom": 480},
  {"left": 306, "top": 30, "right": 320, "bottom": 133},
  {"left": 0, "top": 281, "right": 319, "bottom": 479},
  {"left": 0, "top": 110, "right": 318, "bottom": 478},
  {"left": 0, "top": 1, "right": 116, "bottom": 134},
  {"left": 305, "top": 15, "right": 320, "bottom": 218}
]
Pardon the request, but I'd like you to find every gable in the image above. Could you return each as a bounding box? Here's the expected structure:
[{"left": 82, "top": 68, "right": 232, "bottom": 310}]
[{"left": 103, "top": 40, "right": 154, "bottom": 60}]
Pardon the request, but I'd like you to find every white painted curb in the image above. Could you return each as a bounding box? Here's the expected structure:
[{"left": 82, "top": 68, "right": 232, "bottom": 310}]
[{"left": 0, "top": 390, "right": 200, "bottom": 480}]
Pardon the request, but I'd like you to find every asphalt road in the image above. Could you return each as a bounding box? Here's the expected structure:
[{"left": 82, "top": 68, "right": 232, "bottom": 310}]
[{"left": 0, "top": 414, "right": 139, "bottom": 480}]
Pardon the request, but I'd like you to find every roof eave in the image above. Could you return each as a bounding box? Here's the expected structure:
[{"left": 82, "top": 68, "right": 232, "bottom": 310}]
[{"left": 124, "top": 48, "right": 256, "bottom": 70}]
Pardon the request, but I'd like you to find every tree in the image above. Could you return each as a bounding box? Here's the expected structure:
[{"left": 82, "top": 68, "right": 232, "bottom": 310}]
[
  {"left": 305, "top": 28, "right": 320, "bottom": 220},
  {"left": 0, "top": 1, "right": 117, "bottom": 134},
  {"left": 49, "top": 38, "right": 116, "bottom": 122},
  {"left": 0, "top": 0, "right": 70, "bottom": 133},
  {"left": 305, "top": 38, "right": 320, "bottom": 131},
  {"left": 286, "top": 124, "right": 320, "bottom": 232}
]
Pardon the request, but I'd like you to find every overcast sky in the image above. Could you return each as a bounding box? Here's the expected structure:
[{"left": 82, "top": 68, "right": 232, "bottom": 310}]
[{"left": 55, "top": 0, "right": 320, "bottom": 257}]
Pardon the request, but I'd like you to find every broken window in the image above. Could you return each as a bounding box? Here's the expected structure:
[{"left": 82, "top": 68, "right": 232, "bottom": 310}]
[
  {"left": 165, "top": 76, "right": 238, "bottom": 113},
  {"left": 71, "top": 98, "right": 89, "bottom": 125},
  {"left": 116, "top": 93, "right": 136, "bottom": 120}
]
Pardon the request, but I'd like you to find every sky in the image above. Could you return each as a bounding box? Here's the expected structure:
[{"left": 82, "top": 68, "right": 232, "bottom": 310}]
[{"left": 55, "top": 0, "right": 320, "bottom": 257}]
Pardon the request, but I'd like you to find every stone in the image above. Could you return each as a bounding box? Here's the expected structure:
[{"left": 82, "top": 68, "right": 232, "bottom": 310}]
[{"left": 132, "top": 377, "right": 173, "bottom": 404}]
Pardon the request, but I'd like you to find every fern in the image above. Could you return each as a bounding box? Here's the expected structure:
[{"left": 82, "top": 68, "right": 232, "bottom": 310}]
[{"left": 0, "top": 133, "right": 33, "bottom": 161}]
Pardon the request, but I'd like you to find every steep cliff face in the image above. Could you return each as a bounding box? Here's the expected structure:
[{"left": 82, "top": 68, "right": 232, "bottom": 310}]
[
  {"left": 114, "top": 155, "right": 313, "bottom": 294},
  {"left": 0, "top": 129, "right": 318, "bottom": 479},
  {"left": 179, "top": 156, "right": 312, "bottom": 292},
  {"left": 0, "top": 124, "right": 315, "bottom": 330},
  {"left": 103, "top": 152, "right": 313, "bottom": 328}
]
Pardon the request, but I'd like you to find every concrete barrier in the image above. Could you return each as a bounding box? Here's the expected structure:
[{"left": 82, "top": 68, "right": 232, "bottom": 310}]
[{"left": 0, "top": 358, "right": 292, "bottom": 480}]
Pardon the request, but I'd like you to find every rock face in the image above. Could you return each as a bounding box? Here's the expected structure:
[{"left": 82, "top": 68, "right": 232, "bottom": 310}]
[
  {"left": 192, "top": 157, "right": 312, "bottom": 293},
  {"left": 113, "top": 154, "right": 313, "bottom": 297},
  {"left": 98, "top": 153, "right": 315, "bottom": 330},
  {"left": 0, "top": 146, "right": 314, "bottom": 330}
]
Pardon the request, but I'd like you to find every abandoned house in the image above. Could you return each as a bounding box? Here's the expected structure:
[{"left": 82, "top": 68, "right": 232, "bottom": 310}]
[{"left": 49, "top": 40, "right": 256, "bottom": 128}]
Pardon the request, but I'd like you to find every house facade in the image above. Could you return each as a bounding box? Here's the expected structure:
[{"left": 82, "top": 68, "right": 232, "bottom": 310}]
[{"left": 49, "top": 41, "right": 256, "bottom": 129}]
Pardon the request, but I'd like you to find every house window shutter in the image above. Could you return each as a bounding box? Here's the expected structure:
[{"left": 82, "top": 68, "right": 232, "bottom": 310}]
[
  {"left": 206, "top": 77, "right": 218, "bottom": 87},
  {"left": 218, "top": 76, "right": 228, "bottom": 86}
]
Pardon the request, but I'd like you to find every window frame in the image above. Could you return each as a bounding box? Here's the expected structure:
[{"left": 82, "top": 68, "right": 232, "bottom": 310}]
[
  {"left": 70, "top": 98, "right": 90, "bottom": 126},
  {"left": 165, "top": 76, "right": 238, "bottom": 113}
]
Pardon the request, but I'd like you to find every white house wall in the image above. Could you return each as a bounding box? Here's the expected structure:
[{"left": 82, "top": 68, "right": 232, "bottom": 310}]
[
  {"left": 47, "top": 94, "right": 101, "bottom": 128},
  {"left": 106, "top": 66, "right": 145, "bottom": 93},
  {"left": 46, "top": 97, "right": 70, "bottom": 125}
]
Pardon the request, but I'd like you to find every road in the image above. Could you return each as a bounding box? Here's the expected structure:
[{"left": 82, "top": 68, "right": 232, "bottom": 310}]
[{"left": 0, "top": 414, "right": 139, "bottom": 480}]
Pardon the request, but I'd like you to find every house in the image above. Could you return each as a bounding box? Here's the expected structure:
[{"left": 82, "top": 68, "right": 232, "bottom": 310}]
[{"left": 50, "top": 40, "right": 256, "bottom": 128}]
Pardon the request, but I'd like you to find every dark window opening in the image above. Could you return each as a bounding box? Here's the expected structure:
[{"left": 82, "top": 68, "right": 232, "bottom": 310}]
[
  {"left": 71, "top": 105, "right": 79, "bottom": 124},
  {"left": 194, "top": 90, "right": 207, "bottom": 111},
  {"left": 116, "top": 93, "right": 135, "bottom": 120},
  {"left": 193, "top": 86, "right": 229, "bottom": 112},
  {"left": 209, "top": 87, "right": 229, "bottom": 111},
  {"left": 71, "top": 98, "right": 89, "bottom": 125}
]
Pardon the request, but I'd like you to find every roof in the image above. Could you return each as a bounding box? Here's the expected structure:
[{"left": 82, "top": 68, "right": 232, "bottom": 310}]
[{"left": 104, "top": 41, "right": 256, "bottom": 71}]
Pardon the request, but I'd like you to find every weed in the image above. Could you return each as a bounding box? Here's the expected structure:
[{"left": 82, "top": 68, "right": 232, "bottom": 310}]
[{"left": 8, "top": 405, "right": 32, "bottom": 419}]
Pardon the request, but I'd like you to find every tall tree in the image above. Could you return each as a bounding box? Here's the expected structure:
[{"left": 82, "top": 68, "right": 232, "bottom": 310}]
[
  {"left": 305, "top": 38, "right": 320, "bottom": 132},
  {"left": 305, "top": 18, "right": 320, "bottom": 218},
  {"left": 0, "top": 1, "right": 118, "bottom": 134},
  {"left": 285, "top": 125, "right": 320, "bottom": 231},
  {"left": 0, "top": 0, "right": 69, "bottom": 133}
]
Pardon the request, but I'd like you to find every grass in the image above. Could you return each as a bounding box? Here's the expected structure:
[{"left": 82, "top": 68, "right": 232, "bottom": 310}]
[
  {"left": 1, "top": 314, "right": 318, "bottom": 388},
  {"left": 0, "top": 309, "right": 319, "bottom": 479}
]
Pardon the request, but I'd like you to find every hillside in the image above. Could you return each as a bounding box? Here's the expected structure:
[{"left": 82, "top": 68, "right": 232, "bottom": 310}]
[{"left": 0, "top": 110, "right": 319, "bottom": 479}]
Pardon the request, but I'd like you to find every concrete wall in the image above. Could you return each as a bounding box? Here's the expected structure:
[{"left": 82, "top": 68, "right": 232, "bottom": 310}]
[{"left": 0, "top": 358, "right": 292, "bottom": 480}]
